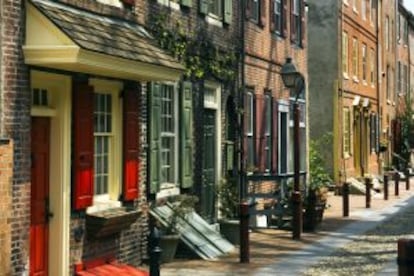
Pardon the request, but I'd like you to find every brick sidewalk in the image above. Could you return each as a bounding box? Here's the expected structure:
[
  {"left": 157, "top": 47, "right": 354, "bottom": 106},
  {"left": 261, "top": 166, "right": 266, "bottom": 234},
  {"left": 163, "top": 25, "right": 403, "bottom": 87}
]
[{"left": 157, "top": 179, "right": 414, "bottom": 275}]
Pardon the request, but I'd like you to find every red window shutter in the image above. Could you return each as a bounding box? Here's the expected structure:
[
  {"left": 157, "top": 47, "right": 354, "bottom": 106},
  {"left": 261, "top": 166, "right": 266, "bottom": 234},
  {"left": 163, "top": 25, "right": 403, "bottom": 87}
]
[
  {"left": 260, "top": 0, "right": 266, "bottom": 27},
  {"left": 123, "top": 88, "right": 140, "bottom": 201},
  {"left": 255, "top": 94, "right": 265, "bottom": 172},
  {"left": 272, "top": 99, "right": 278, "bottom": 173},
  {"left": 73, "top": 83, "right": 94, "bottom": 210},
  {"left": 283, "top": 0, "right": 288, "bottom": 37},
  {"left": 270, "top": 0, "right": 275, "bottom": 32}
]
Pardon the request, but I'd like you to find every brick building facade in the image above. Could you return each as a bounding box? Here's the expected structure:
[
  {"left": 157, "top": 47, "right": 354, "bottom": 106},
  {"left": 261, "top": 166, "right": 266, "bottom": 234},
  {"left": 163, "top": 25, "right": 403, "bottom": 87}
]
[
  {"left": 1, "top": 0, "right": 242, "bottom": 274},
  {"left": 2, "top": 0, "right": 186, "bottom": 274},
  {"left": 308, "top": 0, "right": 382, "bottom": 184}
]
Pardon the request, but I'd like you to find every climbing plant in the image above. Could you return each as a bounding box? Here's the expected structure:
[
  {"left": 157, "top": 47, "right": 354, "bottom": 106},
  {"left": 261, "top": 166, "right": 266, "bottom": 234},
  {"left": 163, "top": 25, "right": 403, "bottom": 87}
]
[
  {"left": 398, "top": 92, "right": 414, "bottom": 166},
  {"left": 149, "top": 13, "right": 238, "bottom": 83}
]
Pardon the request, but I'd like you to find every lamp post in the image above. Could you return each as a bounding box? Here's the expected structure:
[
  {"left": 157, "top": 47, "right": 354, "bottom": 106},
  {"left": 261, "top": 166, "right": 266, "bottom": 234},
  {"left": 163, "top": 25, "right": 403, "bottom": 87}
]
[{"left": 281, "top": 57, "right": 305, "bottom": 240}]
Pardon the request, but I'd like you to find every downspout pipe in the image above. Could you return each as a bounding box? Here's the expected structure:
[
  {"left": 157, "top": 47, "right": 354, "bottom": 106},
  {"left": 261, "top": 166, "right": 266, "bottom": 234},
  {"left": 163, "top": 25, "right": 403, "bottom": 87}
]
[{"left": 239, "top": 0, "right": 246, "bottom": 201}]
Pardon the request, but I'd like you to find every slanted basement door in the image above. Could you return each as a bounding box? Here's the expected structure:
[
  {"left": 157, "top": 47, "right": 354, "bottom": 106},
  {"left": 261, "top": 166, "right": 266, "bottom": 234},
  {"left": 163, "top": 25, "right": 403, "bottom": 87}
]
[{"left": 150, "top": 204, "right": 235, "bottom": 260}]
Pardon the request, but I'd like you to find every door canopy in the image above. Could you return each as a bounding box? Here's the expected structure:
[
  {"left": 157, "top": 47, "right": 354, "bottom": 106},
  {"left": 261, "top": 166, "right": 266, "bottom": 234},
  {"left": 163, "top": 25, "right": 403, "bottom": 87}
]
[{"left": 24, "top": 0, "right": 184, "bottom": 81}]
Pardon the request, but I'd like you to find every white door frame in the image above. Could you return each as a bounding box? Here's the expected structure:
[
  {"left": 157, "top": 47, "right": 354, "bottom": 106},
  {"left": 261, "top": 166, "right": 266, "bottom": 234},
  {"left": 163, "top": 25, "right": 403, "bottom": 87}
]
[{"left": 31, "top": 70, "right": 71, "bottom": 276}]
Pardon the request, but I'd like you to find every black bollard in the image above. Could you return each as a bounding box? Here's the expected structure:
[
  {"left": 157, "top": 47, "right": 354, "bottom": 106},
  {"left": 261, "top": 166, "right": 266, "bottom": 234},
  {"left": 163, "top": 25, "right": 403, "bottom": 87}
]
[
  {"left": 149, "top": 226, "right": 161, "bottom": 276},
  {"left": 384, "top": 174, "right": 389, "bottom": 200},
  {"left": 406, "top": 169, "right": 410, "bottom": 190},
  {"left": 343, "top": 182, "right": 349, "bottom": 217},
  {"left": 395, "top": 172, "right": 400, "bottom": 196},
  {"left": 398, "top": 239, "right": 414, "bottom": 276},
  {"left": 240, "top": 201, "right": 250, "bottom": 263},
  {"left": 365, "top": 177, "right": 372, "bottom": 208}
]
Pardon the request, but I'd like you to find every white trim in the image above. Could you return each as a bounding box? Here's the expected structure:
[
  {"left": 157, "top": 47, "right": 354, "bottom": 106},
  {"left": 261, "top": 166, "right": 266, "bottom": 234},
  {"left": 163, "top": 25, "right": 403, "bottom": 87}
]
[
  {"left": 87, "top": 78, "right": 123, "bottom": 211},
  {"left": 204, "top": 82, "right": 222, "bottom": 197},
  {"left": 31, "top": 106, "right": 57, "bottom": 117},
  {"left": 31, "top": 70, "right": 71, "bottom": 276}
]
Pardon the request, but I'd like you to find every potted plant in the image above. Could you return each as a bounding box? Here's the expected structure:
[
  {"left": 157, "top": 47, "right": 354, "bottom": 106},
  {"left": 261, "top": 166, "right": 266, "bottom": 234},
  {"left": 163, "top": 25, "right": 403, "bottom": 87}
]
[
  {"left": 154, "top": 194, "right": 198, "bottom": 263},
  {"left": 217, "top": 177, "right": 240, "bottom": 244},
  {"left": 304, "top": 136, "right": 332, "bottom": 231}
]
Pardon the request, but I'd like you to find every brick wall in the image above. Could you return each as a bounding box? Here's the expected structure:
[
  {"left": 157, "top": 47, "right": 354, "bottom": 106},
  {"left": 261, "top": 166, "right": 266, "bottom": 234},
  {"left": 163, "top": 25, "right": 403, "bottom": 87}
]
[
  {"left": 1, "top": 0, "right": 32, "bottom": 274},
  {"left": 244, "top": 0, "right": 307, "bottom": 192},
  {"left": 69, "top": 81, "right": 148, "bottom": 273},
  {"left": 0, "top": 139, "right": 13, "bottom": 275}
]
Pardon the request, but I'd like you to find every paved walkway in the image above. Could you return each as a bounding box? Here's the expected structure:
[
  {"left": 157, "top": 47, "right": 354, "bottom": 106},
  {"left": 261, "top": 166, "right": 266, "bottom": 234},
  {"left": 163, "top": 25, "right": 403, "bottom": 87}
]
[{"left": 158, "top": 180, "right": 414, "bottom": 275}]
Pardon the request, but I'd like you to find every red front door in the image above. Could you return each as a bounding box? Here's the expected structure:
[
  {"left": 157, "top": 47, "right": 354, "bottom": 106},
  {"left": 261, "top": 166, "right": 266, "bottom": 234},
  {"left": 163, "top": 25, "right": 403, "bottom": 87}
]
[{"left": 30, "top": 117, "right": 50, "bottom": 276}]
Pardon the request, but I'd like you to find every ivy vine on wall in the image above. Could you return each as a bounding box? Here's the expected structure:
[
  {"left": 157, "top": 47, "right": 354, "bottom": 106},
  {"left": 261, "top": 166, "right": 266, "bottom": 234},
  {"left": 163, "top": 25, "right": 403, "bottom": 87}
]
[{"left": 149, "top": 13, "right": 238, "bottom": 83}]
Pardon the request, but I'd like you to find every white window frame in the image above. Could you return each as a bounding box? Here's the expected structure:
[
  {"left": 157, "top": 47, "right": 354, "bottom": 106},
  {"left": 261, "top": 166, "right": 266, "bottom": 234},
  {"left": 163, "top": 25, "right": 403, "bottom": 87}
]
[
  {"left": 343, "top": 31, "right": 349, "bottom": 78},
  {"left": 204, "top": 81, "right": 222, "bottom": 192},
  {"left": 245, "top": 91, "right": 255, "bottom": 170},
  {"left": 156, "top": 0, "right": 180, "bottom": 10},
  {"left": 264, "top": 93, "right": 272, "bottom": 173},
  {"left": 362, "top": 43, "right": 367, "bottom": 83},
  {"left": 352, "top": 38, "right": 359, "bottom": 81},
  {"left": 96, "top": 0, "right": 123, "bottom": 8},
  {"left": 370, "top": 48, "right": 375, "bottom": 86},
  {"left": 273, "top": 0, "right": 283, "bottom": 35},
  {"left": 343, "top": 107, "right": 351, "bottom": 158},
  {"left": 361, "top": 0, "right": 366, "bottom": 20},
  {"left": 278, "top": 101, "right": 290, "bottom": 174},
  {"left": 87, "top": 79, "right": 123, "bottom": 213},
  {"left": 289, "top": 98, "right": 306, "bottom": 173},
  {"left": 159, "top": 83, "right": 179, "bottom": 193}
]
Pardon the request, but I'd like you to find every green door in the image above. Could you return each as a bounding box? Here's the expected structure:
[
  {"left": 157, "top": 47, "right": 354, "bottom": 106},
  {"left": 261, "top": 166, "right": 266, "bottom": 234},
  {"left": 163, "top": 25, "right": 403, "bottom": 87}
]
[{"left": 202, "top": 109, "right": 216, "bottom": 223}]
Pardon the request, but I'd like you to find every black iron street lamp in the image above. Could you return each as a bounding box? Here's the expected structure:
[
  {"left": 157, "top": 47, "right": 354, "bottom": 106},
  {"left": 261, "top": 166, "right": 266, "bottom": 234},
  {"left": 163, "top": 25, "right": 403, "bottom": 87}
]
[{"left": 280, "top": 57, "right": 305, "bottom": 240}]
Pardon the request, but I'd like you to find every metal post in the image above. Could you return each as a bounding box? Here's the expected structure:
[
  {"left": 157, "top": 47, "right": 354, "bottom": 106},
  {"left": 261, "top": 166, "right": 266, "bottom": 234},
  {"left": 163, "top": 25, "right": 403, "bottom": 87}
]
[
  {"left": 292, "top": 102, "right": 302, "bottom": 240},
  {"left": 398, "top": 239, "right": 414, "bottom": 276},
  {"left": 365, "top": 177, "right": 371, "bottom": 208},
  {"left": 239, "top": 201, "right": 250, "bottom": 263},
  {"left": 406, "top": 169, "right": 410, "bottom": 190},
  {"left": 384, "top": 174, "right": 389, "bottom": 200},
  {"left": 149, "top": 226, "right": 161, "bottom": 276},
  {"left": 395, "top": 171, "right": 400, "bottom": 196},
  {"left": 343, "top": 182, "right": 349, "bottom": 217}
]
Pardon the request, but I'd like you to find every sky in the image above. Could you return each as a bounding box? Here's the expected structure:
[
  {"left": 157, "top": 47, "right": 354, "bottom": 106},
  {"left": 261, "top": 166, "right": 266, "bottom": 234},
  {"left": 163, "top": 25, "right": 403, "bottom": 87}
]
[{"left": 405, "top": 1, "right": 414, "bottom": 14}]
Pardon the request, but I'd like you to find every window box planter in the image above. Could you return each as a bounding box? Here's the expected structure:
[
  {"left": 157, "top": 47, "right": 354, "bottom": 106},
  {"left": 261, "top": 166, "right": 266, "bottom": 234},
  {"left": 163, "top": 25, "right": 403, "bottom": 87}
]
[{"left": 86, "top": 207, "right": 140, "bottom": 239}]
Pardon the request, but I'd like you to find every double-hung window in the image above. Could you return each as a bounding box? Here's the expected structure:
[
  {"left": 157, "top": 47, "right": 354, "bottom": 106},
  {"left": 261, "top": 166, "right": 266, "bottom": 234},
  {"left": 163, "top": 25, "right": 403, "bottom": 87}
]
[
  {"left": 149, "top": 82, "right": 193, "bottom": 196},
  {"left": 245, "top": 91, "right": 255, "bottom": 170},
  {"left": 251, "top": 0, "right": 260, "bottom": 22},
  {"left": 209, "top": 0, "right": 223, "bottom": 18},
  {"left": 264, "top": 94, "right": 272, "bottom": 172},
  {"left": 370, "top": 48, "right": 375, "bottom": 86},
  {"left": 160, "top": 85, "right": 176, "bottom": 187},
  {"left": 352, "top": 38, "right": 358, "bottom": 80},
  {"left": 343, "top": 32, "right": 349, "bottom": 76},
  {"left": 273, "top": 0, "right": 283, "bottom": 35},
  {"left": 291, "top": 0, "right": 302, "bottom": 45},
  {"left": 94, "top": 93, "right": 113, "bottom": 196},
  {"left": 343, "top": 107, "right": 351, "bottom": 157},
  {"left": 362, "top": 43, "right": 367, "bottom": 83}
]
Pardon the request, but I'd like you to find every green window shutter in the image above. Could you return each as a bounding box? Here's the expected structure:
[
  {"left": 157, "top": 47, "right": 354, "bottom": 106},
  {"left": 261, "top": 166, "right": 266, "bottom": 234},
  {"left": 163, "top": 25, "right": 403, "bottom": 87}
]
[
  {"left": 180, "top": 81, "right": 193, "bottom": 189},
  {"left": 199, "top": 0, "right": 208, "bottom": 15},
  {"left": 224, "top": 0, "right": 232, "bottom": 24},
  {"left": 181, "top": 0, "right": 192, "bottom": 7},
  {"left": 149, "top": 83, "right": 162, "bottom": 194}
]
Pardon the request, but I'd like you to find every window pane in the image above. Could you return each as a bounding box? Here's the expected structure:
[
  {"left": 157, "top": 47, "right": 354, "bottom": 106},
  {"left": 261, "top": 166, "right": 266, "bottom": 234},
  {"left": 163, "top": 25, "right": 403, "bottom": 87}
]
[
  {"left": 160, "top": 85, "right": 175, "bottom": 184},
  {"left": 94, "top": 93, "right": 112, "bottom": 195}
]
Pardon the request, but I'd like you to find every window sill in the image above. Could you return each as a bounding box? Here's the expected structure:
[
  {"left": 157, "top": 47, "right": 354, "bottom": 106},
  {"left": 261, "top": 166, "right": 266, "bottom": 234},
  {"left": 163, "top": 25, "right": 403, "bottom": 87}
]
[
  {"left": 352, "top": 77, "right": 359, "bottom": 83},
  {"left": 362, "top": 80, "right": 367, "bottom": 86},
  {"left": 86, "top": 207, "right": 140, "bottom": 239},
  {"left": 87, "top": 199, "right": 122, "bottom": 214},
  {"left": 343, "top": 73, "right": 350, "bottom": 79},
  {"left": 206, "top": 14, "right": 223, "bottom": 27}
]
